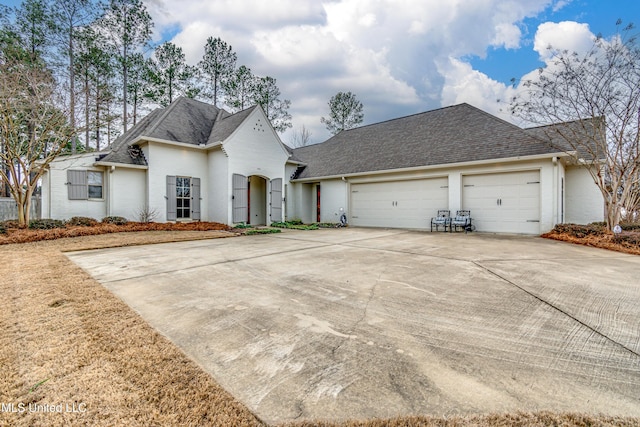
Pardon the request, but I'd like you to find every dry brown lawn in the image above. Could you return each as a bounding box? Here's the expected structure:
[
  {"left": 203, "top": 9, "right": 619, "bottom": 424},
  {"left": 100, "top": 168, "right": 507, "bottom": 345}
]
[{"left": 1, "top": 230, "right": 638, "bottom": 426}]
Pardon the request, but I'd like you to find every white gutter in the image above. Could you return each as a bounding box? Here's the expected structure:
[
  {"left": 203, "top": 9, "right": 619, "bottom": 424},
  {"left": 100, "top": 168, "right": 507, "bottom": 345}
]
[
  {"left": 94, "top": 161, "right": 148, "bottom": 170},
  {"left": 132, "top": 136, "right": 223, "bottom": 150},
  {"left": 291, "top": 151, "right": 574, "bottom": 183}
]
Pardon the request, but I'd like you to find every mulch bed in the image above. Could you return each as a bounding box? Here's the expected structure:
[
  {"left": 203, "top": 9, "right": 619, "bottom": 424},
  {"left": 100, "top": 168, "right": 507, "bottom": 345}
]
[
  {"left": 0, "top": 221, "right": 231, "bottom": 245},
  {"left": 541, "top": 224, "right": 640, "bottom": 256}
]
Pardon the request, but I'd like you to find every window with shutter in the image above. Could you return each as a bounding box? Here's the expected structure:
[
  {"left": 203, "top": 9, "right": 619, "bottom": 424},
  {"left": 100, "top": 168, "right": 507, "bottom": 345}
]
[
  {"left": 87, "top": 171, "right": 103, "bottom": 199},
  {"left": 67, "top": 170, "right": 88, "bottom": 200},
  {"left": 191, "top": 178, "right": 201, "bottom": 221},
  {"left": 166, "top": 176, "right": 177, "bottom": 221}
]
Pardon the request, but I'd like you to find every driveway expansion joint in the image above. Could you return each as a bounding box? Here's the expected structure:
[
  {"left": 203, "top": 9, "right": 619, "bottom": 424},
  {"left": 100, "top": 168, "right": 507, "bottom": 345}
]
[{"left": 473, "top": 261, "right": 640, "bottom": 360}]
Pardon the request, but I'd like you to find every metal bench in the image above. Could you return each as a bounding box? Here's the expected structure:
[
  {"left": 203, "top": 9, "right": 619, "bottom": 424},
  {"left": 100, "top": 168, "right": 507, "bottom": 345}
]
[
  {"left": 450, "top": 210, "right": 472, "bottom": 233},
  {"left": 430, "top": 210, "right": 451, "bottom": 232}
]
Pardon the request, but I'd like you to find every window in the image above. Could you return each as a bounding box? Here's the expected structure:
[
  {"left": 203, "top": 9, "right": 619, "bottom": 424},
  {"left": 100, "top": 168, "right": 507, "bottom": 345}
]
[
  {"left": 67, "top": 170, "right": 103, "bottom": 200},
  {"left": 166, "top": 175, "right": 200, "bottom": 221},
  {"left": 87, "top": 171, "right": 103, "bottom": 199},
  {"left": 176, "top": 177, "right": 191, "bottom": 219}
]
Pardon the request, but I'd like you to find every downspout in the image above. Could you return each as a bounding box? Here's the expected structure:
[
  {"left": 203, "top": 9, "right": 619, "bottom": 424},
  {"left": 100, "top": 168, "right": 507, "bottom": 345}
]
[
  {"left": 107, "top": 165, "right": 115, "bottom": 216},
  {"left": 342, "top": 176, "right": 348, "bottom": 220},
  {"left": 47, "top": 168, "right": 51, "bottom": 219},
  {"left": 552, "top": 157, "right": 558, "bottom": 226}
]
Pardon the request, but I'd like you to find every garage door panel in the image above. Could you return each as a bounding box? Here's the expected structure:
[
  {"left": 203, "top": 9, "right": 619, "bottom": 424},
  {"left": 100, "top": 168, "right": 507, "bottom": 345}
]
[
  {"left": 351, "top": 178, "right": 448, "bottom": 228},
  {"left": 463, "top": 171, "right": 540, "bottom": 234}
]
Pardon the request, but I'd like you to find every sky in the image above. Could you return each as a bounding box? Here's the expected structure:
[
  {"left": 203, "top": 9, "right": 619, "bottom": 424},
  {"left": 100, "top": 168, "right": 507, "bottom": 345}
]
[{"left": 4, "top": 0, "right": 639, "bottom": 144}]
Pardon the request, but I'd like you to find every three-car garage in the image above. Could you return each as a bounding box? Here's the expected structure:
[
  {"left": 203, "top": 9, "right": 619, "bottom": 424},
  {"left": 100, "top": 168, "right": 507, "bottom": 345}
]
[{"left": 348, "top": 170, "right": 542, "bottom": 234}]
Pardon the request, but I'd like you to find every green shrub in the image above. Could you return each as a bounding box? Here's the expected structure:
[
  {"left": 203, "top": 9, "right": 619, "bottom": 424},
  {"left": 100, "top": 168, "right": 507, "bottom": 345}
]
[
  {"left": 67, "top": 216, "right": 98, "bottom": 227},
  {"left": 29, "top": 219, "right": 66, "bottom": 230},
  {"left": 317, "top": 222, "right": 339, "bottom": 228},
  {"left": 233, "top": 223, "right": 253, "bottom": 229},
  {"left": 270, "top": 221, "right": 318, "bottom": 230},
  {"left": 0, "top": 223, "right": 5, "bottom": 235},
  {"left": 245, "top": 228, "right": 281, "bottom": 235},
  {"left": 102, "top": 216, "right": 128, "bottom": 225}
]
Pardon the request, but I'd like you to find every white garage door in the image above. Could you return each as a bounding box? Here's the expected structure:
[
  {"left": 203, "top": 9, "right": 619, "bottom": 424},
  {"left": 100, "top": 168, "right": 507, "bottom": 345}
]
[
  {"left": 351, "top": 177, "right": 448, "bottom": 229},
  {"left": 462, "top": 170, "right": 540, "bottom": 234}
]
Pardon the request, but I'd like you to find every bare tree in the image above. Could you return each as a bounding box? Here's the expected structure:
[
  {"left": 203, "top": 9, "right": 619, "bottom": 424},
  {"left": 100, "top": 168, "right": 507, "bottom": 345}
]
[
  {"left": 0, "top": 34, "right": 75, "bottom": 226},
  {"left": 510, "top": 21, "right": 640, "bottom": 230},
  {"left": 289, "top": 124, "right": 312, "bottom": 147}
]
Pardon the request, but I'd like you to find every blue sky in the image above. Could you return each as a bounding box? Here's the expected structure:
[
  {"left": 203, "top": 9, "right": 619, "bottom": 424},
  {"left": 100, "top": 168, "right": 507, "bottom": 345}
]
[
  {"left": 469, "top": 1, "right": 639, "bottom": 85},
  {"left": 3, "top": 0, "right": 639, "bottom": 142}
]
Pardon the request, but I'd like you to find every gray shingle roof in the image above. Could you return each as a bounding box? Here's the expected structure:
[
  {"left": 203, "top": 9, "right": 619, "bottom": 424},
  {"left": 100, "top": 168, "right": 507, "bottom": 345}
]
[
  {"left": 98, "top": 97, "right": 255, "bottom": 166},
  {"left": 207, "top": 106, "right": 257, "bottom": 144},
  {"left": 524, "top": 118, "right": 602, "bottom": 160},
  {"left": 292, "top": 103, "right": 560, "bottom": 179}
]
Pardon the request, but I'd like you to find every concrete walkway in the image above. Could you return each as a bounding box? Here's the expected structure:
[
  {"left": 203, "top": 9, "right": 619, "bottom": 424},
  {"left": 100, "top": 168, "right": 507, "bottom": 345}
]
[{"left": 66, "top": 228, "right": 640, "bottom": 424}]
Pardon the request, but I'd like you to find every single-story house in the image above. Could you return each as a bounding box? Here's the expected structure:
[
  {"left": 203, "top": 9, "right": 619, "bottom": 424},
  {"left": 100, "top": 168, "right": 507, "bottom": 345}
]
[{"left": 41, "top": 97, "right": 603, "bottom": 234}]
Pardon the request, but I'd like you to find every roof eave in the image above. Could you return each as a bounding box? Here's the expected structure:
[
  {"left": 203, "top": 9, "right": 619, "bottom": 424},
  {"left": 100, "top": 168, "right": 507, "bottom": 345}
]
[
  {"left": 94, "top": 161, "right": 148, "bottom": 170},
  {"left": 291, "top": 151, "right": 573, "bottom": 182},
  {"left": 133, "top": 136, "right": 222, "bottom": 150}
]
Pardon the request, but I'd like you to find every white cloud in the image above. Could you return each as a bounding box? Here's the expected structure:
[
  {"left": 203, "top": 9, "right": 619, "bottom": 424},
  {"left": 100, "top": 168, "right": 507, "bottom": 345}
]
[
  {"left": 438, "top": 57, "right": 515, "bottom": 122},
  {"left": 145, "top": 0, "right": 591, "bottom": 142},
  {"left": 533, "top": 21, "right": 595, "bottom": 60}
]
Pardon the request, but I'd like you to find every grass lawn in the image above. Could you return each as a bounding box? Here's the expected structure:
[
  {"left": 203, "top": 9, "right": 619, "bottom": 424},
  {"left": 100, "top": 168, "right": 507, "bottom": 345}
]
[{"left": 0, "top": 226, "right": 638, "bottom": 426}]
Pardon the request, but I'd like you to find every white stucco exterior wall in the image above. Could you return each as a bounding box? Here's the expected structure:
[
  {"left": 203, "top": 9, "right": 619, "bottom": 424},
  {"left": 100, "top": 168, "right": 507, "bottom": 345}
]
[
  {"left": 284, "top": 163, "right": 299, "bottom": 221},
  {"left": 42, "top": 153, "right": 108, "bottom": 220},
  {"left": 144, "top": 142, "right": 209, "bottom": 222},
  {"left": 319, "top": 179, "right": 348, "bottom": 223},
  {"left": 223, "top": 108, "right": 289, "bottom": 224},
  {"left": 207, "top": 148, "right": 229, "bottom": 223},
  {"left": 110, "top": 168, "right": 146, "bottom": 220},
  {"left": 565, "top": 166, "right": 604, "bottom": 224}
]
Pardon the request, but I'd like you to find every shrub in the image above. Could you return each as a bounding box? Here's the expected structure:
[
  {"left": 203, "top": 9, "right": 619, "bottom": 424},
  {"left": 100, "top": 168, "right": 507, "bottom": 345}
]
[
  {"left": 614, "top": 233, "right": 640, "bottom": 246},
  {"left": 551, "top": 223, "right": 607, "bottom": 238},
  {"left": 28, "top": 219, "right": 66, "bottom": 230},
  {"left": 245, "top": 228, "right": 281, "bottom": 235},
  {"left": 0, "top": 223, "right": 5, "bottom": 235},
  {"left": 67, "top": 216, "right": 98, "bottom": 227},
  {"left": 620, "top": 222, "right": 640, "bottom": 231},
  {"left": 136, "top": 205, "right": 158, "bottom": 223},
  {"left": 1, "top": 220, "right": 20, "bottom": 229},
  {"left": 102, "top": 216, "right": 128, "bottom": 225},
  {"left": 233, "top": 223, "right": 253, "bottom": 229},
  {"left": 270, "top": 221, "right": 318, "bottom": 230}
]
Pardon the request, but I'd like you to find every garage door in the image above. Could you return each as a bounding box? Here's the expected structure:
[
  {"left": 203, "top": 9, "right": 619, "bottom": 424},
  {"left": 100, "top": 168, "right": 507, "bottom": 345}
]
[
  {"left": 351, "top": 177, "right": 448, "bottom": 229},
  {"left": 462, "top": 170, "right": 540, "bottom": 234}
]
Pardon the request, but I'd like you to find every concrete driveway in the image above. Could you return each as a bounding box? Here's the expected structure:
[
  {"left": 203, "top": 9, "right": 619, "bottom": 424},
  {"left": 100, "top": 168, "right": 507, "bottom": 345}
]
[{"left": 66, "top": 228, "right": 640, "bottom": 424}]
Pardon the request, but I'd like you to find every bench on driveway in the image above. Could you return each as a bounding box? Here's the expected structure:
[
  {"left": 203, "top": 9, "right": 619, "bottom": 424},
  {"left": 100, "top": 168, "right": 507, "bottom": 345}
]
[
  {"left": 450, "top": 210, "right": 472, "bottom": 233},
  {"left": 430, "top": 210, "right": 451, "bottom": 232}
]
